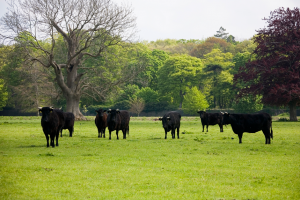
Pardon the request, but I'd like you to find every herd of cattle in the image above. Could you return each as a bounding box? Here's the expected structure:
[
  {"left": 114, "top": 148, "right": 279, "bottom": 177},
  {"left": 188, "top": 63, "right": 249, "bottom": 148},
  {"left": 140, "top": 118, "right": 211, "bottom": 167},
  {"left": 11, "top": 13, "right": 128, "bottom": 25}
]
[{"left": 38, "top": 107, "right": 273, "bottom": 148}]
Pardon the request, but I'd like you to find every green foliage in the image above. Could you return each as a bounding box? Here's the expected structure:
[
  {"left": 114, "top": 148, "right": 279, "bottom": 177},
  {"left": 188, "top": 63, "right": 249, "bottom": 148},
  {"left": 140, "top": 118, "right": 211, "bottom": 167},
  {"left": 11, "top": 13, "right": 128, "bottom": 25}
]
[
  {"left": 114, "top": 84, "right": 140, "bottom": 110},
  {"left": 0, "top": 79, "right": 8, "bottom": 110},
  {"left": 182, "top": 87, "right": 209, "bottom": 115},
  {"left": 158, "top": 55, "right": 204, "bottom": 108},
  {"left": 0, "top": 117, "right": 299, "bottom": 199},
  {"left": 232, "top": 95, "right": 263, "bottom": 113},
  {"left": 136, "top": 87, "right": 159, "bottom": 104}
]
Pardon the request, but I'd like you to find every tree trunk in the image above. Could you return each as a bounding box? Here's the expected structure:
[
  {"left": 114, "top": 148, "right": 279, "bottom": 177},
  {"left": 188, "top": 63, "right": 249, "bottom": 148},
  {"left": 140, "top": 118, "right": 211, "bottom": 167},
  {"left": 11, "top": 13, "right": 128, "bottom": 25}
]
[
  {"left": 65, "top": 94, "right": 85, "bottom": 120},
  {"left": 289, "top": 100, "right": 298, "bottom": 121}
]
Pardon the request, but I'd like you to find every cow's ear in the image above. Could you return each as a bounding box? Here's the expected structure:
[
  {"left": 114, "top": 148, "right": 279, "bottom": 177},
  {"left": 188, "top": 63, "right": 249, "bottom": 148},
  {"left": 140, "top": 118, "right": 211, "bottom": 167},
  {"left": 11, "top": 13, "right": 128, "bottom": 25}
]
[
  {"left": 95, "top": 110, "right": 98, "bottom": 113},
  {"left": 103, "top": 110, "right": 106, "bottom": 112},
  {"left": 221, "top": 112, "right": 224, "bottom": 115},
  {"left": 159, "top": 117, "right": 162, "bottom": 121}
]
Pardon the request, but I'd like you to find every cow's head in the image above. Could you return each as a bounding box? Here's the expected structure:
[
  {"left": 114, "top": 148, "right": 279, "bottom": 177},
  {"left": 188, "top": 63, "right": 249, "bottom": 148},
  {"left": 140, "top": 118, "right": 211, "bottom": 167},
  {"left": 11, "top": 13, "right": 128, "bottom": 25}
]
[
  {"left": 160, "top": 116, "right": 171, "bottom": 131},
  {"left": 107, "top": 109, "right": 120, "bottom": 123},
  {"left": 197, "top": 110, "right": 206, "bottom": 118},
  {"left": 222, "top": 112, "right": 231, "bottom": 125},
  {"left": 39, "top": 106, "right": 53, "bottom": 122},
  {"left": 95, "top": 109, "right": 107, "bottom": 117}
]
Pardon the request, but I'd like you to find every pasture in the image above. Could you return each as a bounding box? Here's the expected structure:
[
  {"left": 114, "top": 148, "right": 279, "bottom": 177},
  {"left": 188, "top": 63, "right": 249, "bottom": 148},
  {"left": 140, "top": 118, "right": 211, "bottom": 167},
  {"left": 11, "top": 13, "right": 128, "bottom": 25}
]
[{"left": 0, "top": 116, "right": 299, "bottom": 199}]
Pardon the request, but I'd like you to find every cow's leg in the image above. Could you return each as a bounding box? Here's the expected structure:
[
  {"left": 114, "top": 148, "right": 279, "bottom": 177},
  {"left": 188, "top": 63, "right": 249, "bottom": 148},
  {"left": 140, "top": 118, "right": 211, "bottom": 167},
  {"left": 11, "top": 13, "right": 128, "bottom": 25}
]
[
  {"left": 69, "top": 127, "right": 73, "bottom": 137},
  {"left": 45, "top": 134, "right": 49, "bottom": 147},
  {"left": 98, "top": 127, "right": 101, "bottom": 138},
  {"left": 116, "top": 130, "right": 119, "bottom": 140},
  {"left": 109, "top": 130, "right": 112, "bottom": 140},
  {"left": 206, "top": 125, "right": 208, "bottom": 132},
  {"left": 122, "top": 129, "right": 126, "bottom": 139},
  {"left": 263, "top": 130, "right": 271, "bottom": 144},
  {"left": 56, "top": 132, "right": 59, "bottom": 146},
  {"left": 177, "top": 127, "right": 180, "bottom": 139},
  {"left": 202, "top": 125, "right": 204, "bottom": 132},
  {"left": 238, "top": 133, "right": 243, "bottom": 144},
  {"left": 219, "top": 124, "right": 223, "bottom": 132},
  {"left": 172, "top": 129, "right": 175, "bottom": 139},
  {"left": 60, "top": 129, "right": 63, "bottom": 137},
  {"left": 50, "top": 135, "right": 55, "bottom": 147},
  {"left": 164, "top": 129, "right": 167, "bottom": 139},
  {"left": 103, "top": 128, "right": 106, "bottom": 138}
]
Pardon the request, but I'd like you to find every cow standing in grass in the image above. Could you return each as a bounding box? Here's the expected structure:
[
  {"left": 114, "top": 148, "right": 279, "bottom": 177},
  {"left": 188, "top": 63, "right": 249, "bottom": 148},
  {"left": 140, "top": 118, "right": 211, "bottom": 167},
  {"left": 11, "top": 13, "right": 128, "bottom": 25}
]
[
  {"left": 95, "top": 109, "right": 107, "bottom": 138},
  {"left": 197, "top": 111, "right": 223, "bottom": 132},
  {"left": 61, "top": 112, "right": 75, "bottom": 137},
  {"left": 222, "top": 112, "right": 273, "bottom": 144},
  {"left": 39, "top": 107, "right": 61, "bottom": 147},
  {"left": 159, "top": 111, "right": 181, "bottom": 139},
  {"left": 107, "top": 109, "right": 130, "bottom": 140}
]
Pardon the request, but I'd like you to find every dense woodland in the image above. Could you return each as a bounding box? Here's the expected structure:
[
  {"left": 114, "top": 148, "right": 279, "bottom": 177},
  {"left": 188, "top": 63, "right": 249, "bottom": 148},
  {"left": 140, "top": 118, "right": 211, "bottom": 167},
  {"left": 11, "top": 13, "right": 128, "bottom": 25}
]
[
  {"left": 0, "top": 33, "right": 263, "bottom": 115},
  {"left": 0, "top": 2, "right": 299, "bottom": 120}
]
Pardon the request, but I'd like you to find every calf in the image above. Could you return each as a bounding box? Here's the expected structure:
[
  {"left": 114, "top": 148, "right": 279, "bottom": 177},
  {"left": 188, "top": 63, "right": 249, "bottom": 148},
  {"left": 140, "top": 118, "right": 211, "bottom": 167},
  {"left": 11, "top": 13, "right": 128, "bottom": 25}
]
[
  {"left": 222, "top": 112, "right": 273, "bottom": 144},
  {"left": 95, "top": 109, "right": 107, "bottom": 138},
  {"left": 107, "top": 109, "right": 130, "bottom": 140},
  {"left": 197, "top": 111, "right": 223, "bottom": 132},
  {"left": 38, "top": 107, "right": 60, "bottom": 147},
  {"left": 61, "top": 112, "right": 75, "bottom": 137},
  {"left": 159, "top": 111, "right": 181, "bottom": 139}
]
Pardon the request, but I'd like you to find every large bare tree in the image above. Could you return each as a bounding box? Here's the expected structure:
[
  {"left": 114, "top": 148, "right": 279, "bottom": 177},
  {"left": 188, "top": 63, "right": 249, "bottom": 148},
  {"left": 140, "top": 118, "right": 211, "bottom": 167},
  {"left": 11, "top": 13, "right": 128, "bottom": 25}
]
[{"left": 0, "top": 0, "right": 138, "bottom": 120}]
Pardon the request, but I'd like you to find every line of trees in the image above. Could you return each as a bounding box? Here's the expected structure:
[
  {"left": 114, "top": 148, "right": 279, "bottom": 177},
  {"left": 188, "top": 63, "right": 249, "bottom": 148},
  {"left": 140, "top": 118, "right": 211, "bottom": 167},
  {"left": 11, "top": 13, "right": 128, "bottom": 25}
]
[{"left": 0, "top": 2, "right": 299, "bottom": 120}]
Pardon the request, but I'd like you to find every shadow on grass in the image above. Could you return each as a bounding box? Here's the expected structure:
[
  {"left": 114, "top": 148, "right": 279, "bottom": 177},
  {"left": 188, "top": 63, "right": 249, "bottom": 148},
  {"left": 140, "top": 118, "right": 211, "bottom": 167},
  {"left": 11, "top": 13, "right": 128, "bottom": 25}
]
[{"left": 17, "top": 144, "right": 45, "bottom": 148}]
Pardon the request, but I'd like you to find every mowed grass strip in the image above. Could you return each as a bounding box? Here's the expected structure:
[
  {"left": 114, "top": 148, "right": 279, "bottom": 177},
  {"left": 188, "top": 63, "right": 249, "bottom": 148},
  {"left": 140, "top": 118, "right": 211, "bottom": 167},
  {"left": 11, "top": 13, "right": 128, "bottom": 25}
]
[{"left": 0, "top": 116, "right": 299, "bottom": 199}]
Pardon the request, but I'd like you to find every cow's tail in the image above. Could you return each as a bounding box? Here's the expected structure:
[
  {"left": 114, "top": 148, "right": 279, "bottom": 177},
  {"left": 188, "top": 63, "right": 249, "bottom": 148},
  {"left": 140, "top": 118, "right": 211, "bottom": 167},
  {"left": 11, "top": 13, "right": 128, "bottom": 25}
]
[{"left": 270, "top": 124, "right": 273, "bottom": 139}]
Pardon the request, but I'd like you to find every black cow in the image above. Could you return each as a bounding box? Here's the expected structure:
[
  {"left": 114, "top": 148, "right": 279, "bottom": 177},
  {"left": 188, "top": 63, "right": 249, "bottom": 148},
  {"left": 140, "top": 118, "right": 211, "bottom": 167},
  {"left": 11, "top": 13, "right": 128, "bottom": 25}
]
[
  {"left": 159, "top": 111, "right": 181, "bottom": 139},
  {"left": 197, "top": 111, "right": 223, "bottom": 132},
  {"left": 61, "top": 112, "right": 75, "bottom": 137},
  {"left": 39, "top": 107, "right": 61, "bottom": 147},
  {"left": 222, "top": 112, "right": 273, "bottom": 144},
  {"left": 107, "top": 109, "right": 130, "bottom": 140},
  {"left": 95, "top": 109, "right": 107, "bottom": 138}
]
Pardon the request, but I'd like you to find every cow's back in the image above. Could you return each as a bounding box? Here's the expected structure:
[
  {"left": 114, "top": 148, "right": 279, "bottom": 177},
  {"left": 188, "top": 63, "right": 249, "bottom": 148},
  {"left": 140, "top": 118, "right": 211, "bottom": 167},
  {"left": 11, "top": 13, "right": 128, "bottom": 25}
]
[
  {"left": 231, "top": 113, "right": 271, "bottom": 133},
  {"left": 63, "top": 112, "right": 75, "bottom": 128},
  {"left": 54, "top": 109, "right": 65, "bottom": 130},
  {"left": 119, "top": 110, "right": 130, "bottom": 129}
]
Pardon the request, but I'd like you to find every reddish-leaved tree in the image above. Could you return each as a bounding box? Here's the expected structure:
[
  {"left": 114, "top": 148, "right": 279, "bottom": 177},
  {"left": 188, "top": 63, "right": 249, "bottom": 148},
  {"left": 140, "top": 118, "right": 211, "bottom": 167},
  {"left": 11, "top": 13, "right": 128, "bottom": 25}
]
[{"left": 234, "top": 7, "right": 300, "bottom": 121}]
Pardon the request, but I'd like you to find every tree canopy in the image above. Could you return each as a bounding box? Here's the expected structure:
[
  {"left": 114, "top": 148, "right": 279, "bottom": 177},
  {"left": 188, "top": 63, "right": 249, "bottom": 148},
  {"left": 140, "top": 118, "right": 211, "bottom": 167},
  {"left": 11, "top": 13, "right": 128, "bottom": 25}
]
[{"left": 234, "top": 7, "right": 300, "bottom": 120}]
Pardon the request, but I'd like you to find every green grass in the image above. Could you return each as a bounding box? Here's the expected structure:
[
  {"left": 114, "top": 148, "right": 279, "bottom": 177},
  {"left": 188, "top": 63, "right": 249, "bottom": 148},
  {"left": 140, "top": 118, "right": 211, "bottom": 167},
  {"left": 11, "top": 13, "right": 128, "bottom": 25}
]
[{"left": 0, "top": 116, "right": 299, "bottom": 199}]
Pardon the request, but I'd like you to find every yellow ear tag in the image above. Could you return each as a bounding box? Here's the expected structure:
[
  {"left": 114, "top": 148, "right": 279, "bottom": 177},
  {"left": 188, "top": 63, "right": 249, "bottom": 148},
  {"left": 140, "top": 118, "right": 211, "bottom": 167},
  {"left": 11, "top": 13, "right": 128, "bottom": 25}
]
[
  {"left": 39, "top": 111, "right": 42, "bottom": 113},
  {"left": 50, "top": 110, "right": 52, "bottom": 113}
]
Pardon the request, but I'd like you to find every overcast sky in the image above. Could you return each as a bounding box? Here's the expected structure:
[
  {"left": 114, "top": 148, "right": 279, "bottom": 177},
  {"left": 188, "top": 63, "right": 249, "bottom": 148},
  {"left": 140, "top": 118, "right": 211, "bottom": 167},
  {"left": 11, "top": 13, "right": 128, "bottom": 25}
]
[{"left": 1, "top": 0, "right": 299, "bottom": 41}]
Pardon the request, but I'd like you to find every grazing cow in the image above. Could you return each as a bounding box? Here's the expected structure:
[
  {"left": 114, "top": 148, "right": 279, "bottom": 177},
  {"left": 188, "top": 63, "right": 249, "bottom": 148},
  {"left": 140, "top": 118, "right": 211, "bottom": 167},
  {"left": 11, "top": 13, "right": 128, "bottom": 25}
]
[
  {"left": 222, "top": 112, "right": 273, "bottom": 144},
  {"left": 197, "top": 111, "right": 223, "bottom": 132},
  {"left": 159, "top": 111, "right": 181, "bottom": 139},
  {"left": 61, "top": 112, "right": 75, "bottom": 137},
  {"left": 95, "top": 109, "right": 107, "bottom": 138},
  {"left": 39, "top": 107, "right": 61, "bottom": 147},
  {"left": 107, "top": 109, "right": 130, "bottom": 140}
]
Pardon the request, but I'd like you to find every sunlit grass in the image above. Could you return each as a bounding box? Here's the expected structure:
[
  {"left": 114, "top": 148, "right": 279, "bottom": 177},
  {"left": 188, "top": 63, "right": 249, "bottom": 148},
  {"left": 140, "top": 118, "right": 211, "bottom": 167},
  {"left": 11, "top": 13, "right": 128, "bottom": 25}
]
[{"left": 0, "top": 116, "right": 299, "bottom": 199}]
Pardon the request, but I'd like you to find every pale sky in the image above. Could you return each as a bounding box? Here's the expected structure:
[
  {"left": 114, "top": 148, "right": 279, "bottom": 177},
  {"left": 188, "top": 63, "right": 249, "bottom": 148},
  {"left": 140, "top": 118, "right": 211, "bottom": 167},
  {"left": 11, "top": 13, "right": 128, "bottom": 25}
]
[{"left": 1, "top": 0, "right": 299, "bottom": 41}]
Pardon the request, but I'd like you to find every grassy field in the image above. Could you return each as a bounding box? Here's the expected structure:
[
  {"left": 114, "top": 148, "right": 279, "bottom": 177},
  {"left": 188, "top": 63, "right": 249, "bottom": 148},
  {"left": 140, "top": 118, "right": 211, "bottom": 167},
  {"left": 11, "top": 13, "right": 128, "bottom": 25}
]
[{"left": 0, "top": 116, "right": 299, "bottom": 200}]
